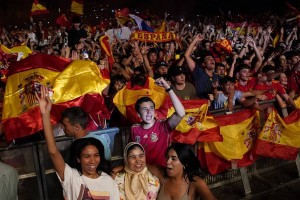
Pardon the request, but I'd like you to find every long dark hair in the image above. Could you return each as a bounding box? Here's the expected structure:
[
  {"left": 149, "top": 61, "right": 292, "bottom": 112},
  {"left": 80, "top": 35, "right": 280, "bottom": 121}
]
[
  {"left": 166, "top": 143, "right": 206, "bottom": 182},
  {"left": 69, "top": 137, "right": 112, "bottom": 176}
]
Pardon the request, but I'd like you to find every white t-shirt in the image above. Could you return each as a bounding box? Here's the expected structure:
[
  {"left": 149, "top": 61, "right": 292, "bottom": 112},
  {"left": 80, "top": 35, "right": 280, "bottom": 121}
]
[{"left": 57, "top": 163, "right": 120, "bottom": 200}]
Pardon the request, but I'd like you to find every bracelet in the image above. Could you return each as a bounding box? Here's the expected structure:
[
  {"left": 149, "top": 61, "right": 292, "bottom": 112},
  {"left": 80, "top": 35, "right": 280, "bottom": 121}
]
[{"left": 165, "top": 85, "right": 173, "bottom": 92}]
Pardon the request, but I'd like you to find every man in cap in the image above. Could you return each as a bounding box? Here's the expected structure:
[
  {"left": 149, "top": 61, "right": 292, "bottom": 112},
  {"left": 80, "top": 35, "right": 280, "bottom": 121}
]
[
  {"left": 169, "top": 65, "right": 197, "bottom": 100},
  {"left": 154, "top": 61, "right": 169, "bottom": 80}
]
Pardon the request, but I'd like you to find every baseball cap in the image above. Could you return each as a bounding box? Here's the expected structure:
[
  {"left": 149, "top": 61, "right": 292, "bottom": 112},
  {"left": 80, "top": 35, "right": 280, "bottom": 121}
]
[
  {"left": 169, "top": 66, "right": 188, "bottom": 76},
  {"left": 157, "top": 61, "right": 168, "bottom": 68}
]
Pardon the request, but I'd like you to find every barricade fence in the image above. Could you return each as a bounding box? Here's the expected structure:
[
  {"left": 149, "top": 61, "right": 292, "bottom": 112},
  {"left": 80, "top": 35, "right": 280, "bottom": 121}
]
[{"left": 0, "top": 100, "right": 299, "bottom": 199}]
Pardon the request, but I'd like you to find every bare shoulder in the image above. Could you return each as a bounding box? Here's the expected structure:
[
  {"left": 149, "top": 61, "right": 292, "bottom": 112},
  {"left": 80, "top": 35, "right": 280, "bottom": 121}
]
[{"left": 191, "top": 176, "right": 218, "bottom": 200}]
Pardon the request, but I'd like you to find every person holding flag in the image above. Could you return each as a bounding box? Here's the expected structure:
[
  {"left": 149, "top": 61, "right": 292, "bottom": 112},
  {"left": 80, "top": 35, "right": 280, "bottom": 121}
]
[{"left": 130, "top": 77, "right": 185, "bottom": 167}]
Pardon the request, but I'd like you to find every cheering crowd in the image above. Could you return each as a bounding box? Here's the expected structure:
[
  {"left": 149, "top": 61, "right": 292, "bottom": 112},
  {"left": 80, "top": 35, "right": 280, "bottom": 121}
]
[{"left": 1, "top": 5, "right": 300, "bottom": 200}]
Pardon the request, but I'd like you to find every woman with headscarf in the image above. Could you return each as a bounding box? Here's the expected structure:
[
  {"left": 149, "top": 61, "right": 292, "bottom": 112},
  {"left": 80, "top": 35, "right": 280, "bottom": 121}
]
[{"left": 115, "top": 142, "right": 160, "bottom": 200}]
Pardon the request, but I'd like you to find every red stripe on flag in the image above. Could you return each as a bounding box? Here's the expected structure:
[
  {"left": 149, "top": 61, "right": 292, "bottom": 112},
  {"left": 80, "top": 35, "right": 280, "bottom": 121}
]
[
  {"left": 254, "top": 139, "right": 299, "bottom": 160},
  {"left": 172, "top": 126, "right": 222, "bottom": 144},
  {"left": 284, "top": 109, "right": 300, "bottom": 124},
  {"left": 197, "top": 148, "right": 231, "bottom": 175},
  {"left": 8, "top": 53, "right": 71, "bottom": 76},
  {"left": 213, "top": 109, "right": 256, "bottom": 126}
]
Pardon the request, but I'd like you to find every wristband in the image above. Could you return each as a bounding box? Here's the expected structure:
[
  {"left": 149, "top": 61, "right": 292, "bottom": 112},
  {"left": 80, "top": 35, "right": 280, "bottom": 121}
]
[{"left": 165, "top": 85, "right": 173, "bottom": 92}]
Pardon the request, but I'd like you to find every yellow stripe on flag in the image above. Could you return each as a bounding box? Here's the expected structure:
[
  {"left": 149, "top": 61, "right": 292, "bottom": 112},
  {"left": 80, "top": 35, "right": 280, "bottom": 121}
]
[
  {"left": 10, "top": 46, "right": 32, "bottom": 59},
  {"left": 3, "top": 68, "right": 60, "bottom": 119},
  {"left": 71, "top": 1, "right": 84, "bottom": 15},
  {"left": 207, "top": 110, "right": 260, "bottom": 160},
  {"left": 53, "top": 60, "right": 109, "bottom": 103},
  {"left": 31, "top": 3, "right": 48, "bottom": 12},
  {"left": 0, "top": 44, "right": 11, "bottom": 53},
  {"left": 258, "top": 109, "right": 300, "bottom": 148},
  {"left": 113, "top": 77, "right": 166, "bottom": 118},
  {"left": 294, "top": 96, "right": 300, "bottom": 109}
]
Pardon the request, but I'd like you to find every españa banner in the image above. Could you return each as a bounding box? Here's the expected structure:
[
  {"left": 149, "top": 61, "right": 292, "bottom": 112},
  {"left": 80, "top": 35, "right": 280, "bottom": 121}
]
[
  {"left": 130, "top": 31, "right": 176, "bottom": 43},
  {"left": 2, "top": 53, "right": 110, "bottom": 141},
  {"left": 198, "top": 109, "right": 260, "bottom": 174},
  {"left": 253, "top": 109, "right": 300, "bottom": 160},
  {"left": 113, "top": 77, "right": 167, "bottom": 123},
  {"left": 156, "top": 98, "right": 222, "bottom": 144}
]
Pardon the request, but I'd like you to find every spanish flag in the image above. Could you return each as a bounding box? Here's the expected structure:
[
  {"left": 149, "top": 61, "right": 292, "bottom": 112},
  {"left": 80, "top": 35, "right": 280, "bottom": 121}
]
[
  {"left": 115, "top": 8, "right": 134, "bottom": 27},
  {"left": 0, "top": 44, "right": 32, "bottom": 60},
  {"left": 157, "top": 98, "right": 222, "bottom": 143},
  {"left": 295, "top": 96, "right": 300, "bottom": 109},
  {"left": 99, "top": 35, "right": 114, "bottom": 77},
  {"left": 198, "top": 109, "right": 260, "bottom": 174},
  {"left": 2, "top": 53, "right": 110, "bottom": 141},
  {"left": 113, "top": 77, "right": 167, "bottom": 123},
  {"left": 253, "top": 108, "right": 300, "bottom": 160},
  {"left": 71, "top": 0, "right": 84, "bottom": 15},
  {"left": 30, "top": 0, "right": 49, "bottom": 16}
]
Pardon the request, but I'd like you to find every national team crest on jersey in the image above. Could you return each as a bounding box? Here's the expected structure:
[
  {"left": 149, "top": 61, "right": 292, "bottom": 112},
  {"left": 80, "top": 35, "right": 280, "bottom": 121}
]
[{"left": 150, "top": 132, "right": 158, "bottom": 142}]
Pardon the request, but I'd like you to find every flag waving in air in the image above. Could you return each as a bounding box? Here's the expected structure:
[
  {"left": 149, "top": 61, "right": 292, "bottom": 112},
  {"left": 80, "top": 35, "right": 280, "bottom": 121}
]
[
  {"left": 30, "top": 0, "right": 49, "bottom": 16},
  {"left": 129, "top": 14, "right": 154, "bottom": 32},
  {"left": 2, "top": 53, "right": 110, "bottom": 141},
  {"left": 254, "top": 108, "right": 300, "bottom": 160},
  {"left": 71, "top": 0, "right": 84, "bottom": 15}
]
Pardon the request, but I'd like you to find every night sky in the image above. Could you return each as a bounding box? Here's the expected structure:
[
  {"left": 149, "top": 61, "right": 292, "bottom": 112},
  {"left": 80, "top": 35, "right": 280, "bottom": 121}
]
[{"left": 0, "top": 0, "right": 299, "bottom": 27}]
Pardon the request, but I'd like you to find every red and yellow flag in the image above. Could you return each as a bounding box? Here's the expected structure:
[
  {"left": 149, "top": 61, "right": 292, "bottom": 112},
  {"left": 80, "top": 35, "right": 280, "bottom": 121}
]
[
  {"left": 115, "top": 8, "right": 134, "bottom": 27},
  {"left": 71, "top": 0, "right": 84, "bottom": 15},
  {"left": 157, "top": 98, "right": 222, "bottom": 144},
  {"left": 155, "top": 20, "right": 166, "bottom": 32},
  {"left": 0, "top": 44, "right": 32, "bottom": 60},
  {"left": 2, "top": 53, "right": 110, "bottom": 141},
  {"left": 113, "top": 77, "right": 167, "bottom": 123},
  {"left": 99, "top": 35, "right": 114, "bottom": 75},
  {"left": 56, "top": 14, "right": 72, "bottom": 30},
  {"left": 295, "top": 96, "right": 300, "bottom": 109},
  {"left": 253, "top": 108, "right": 300, "bottom": 160},
  {"left": 30, "top": 0, "right": 49, "bottom": 16},
  {"left": 198, "top": 109, "right": 260, "bottom": 174}
]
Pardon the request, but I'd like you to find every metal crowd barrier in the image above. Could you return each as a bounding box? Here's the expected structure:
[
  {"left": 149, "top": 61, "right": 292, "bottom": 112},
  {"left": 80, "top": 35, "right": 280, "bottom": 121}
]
[{"left": 0, "top": 100, "right": 299, "bottom": 199}]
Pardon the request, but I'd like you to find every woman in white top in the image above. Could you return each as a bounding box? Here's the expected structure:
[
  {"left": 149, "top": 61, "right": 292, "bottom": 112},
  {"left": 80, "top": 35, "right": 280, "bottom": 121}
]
[{"left": 36, "top": 86, "right": 119, "bottom": 200}]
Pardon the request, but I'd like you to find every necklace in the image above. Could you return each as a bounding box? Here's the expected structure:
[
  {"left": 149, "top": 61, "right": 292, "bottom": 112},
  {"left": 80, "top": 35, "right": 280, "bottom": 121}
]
[{"left": 165, "top": 178, "right": 189, "bottom": 200}]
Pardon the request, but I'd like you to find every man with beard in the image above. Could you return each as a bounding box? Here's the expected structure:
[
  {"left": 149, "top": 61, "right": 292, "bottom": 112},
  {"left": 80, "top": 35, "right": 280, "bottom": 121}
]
[{"left": 130, "top": 77, "right": 185, "bottom": 167}]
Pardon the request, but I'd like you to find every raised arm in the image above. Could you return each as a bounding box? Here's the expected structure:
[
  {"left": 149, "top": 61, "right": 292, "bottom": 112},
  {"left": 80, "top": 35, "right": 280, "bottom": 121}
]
[
  {"left": 184, "top": 34, "right": 204, "bottom": 72},
  {"left": 36, "top": 86, "right": 65, "bottom": 181},
  {"left": 155, "top": 77, "right": 185, "bottom": 129}
]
